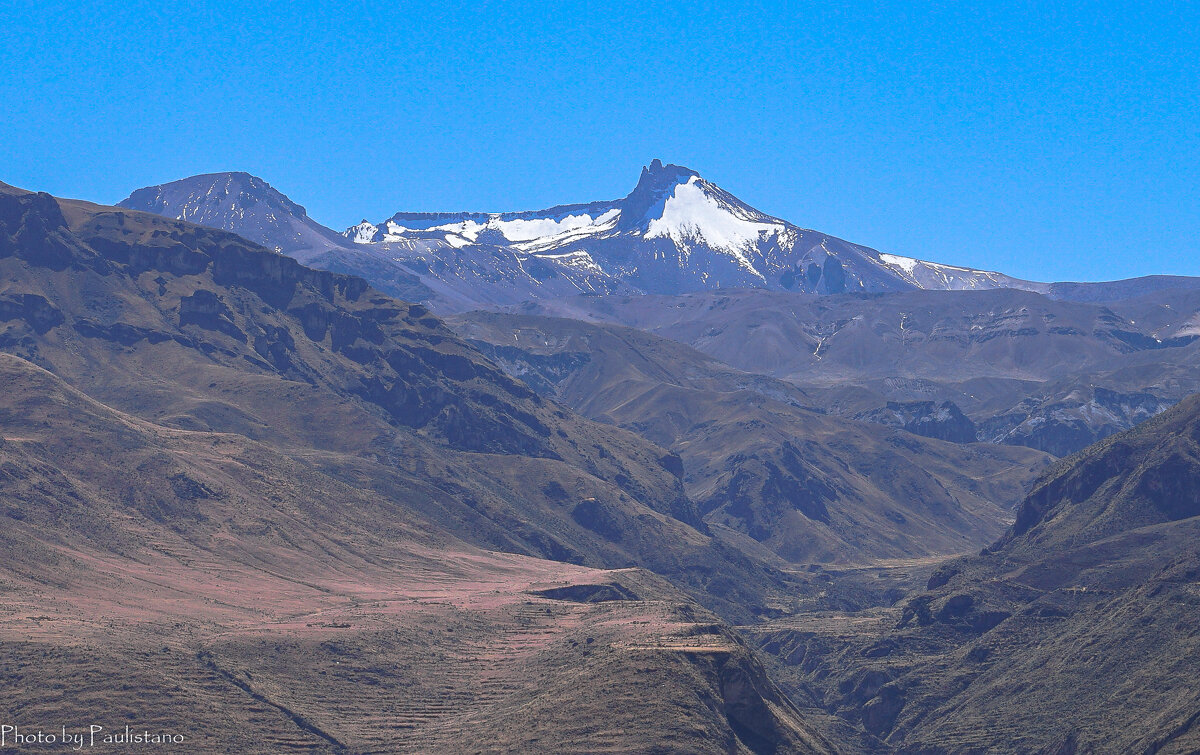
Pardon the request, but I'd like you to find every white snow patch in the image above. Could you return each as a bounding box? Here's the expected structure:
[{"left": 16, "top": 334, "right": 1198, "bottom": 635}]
[
  {"left": 533, "top": 249, "right": 605, "bottom": 273},
  {"left": 379, "top": 219, "right": 487, "bottom": 242},
  {"left": 365, "top": 210, "right": 622, "bottom": 247},
  {"left": 514, "top": 210, "right": 622, "bottom": 252},
  {"left": 879, "top": 253, "right": 919, "bottom": 274},
  {"left": 645, "top": 177, "right": 781, "bottom": 273},
  {"left": 493, "top": 209, "right": 619, "bottom": 242}
]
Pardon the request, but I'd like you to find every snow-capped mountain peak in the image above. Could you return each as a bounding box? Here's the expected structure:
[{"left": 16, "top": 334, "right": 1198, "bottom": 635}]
[
  {"left": 324, "top": 159, "right": 1046, "bottom": 307},
  {"left": 348, "top": 220, "right": 380, "bottom": 244},
  {"left": 122, "top": 162, "right": 1045, "bottom": 312},
  {"left": 616, "top": 159, "right": 698, "bottom": 228}
]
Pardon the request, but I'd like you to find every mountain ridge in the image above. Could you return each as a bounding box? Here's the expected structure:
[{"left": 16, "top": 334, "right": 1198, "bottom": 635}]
[
  {"left": 337, "top": 159, "right": 1040, "bottom": 304},
  {"left": 120, "top": 171, "right": 356, "bottom": 261},
  {"left": 120, "top": 161, "right": 1190, "bottom": 313},
  {"left": 116, "top": 162, "right": 1200, "bottom": 313}
]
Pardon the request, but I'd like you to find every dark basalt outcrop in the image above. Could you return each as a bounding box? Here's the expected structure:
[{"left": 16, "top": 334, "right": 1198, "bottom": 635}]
[
  {"left": 531, "top": 582, "right": 640, "bottom": 603},
  {"left": 854, "top": 400, "right": 978, "bottom": 443},
  {"left": 0, "top": 190, "right": 81, "bottom": 270},
  {"left": 0, "top": 293, "right": 64, "bottom": 333}
]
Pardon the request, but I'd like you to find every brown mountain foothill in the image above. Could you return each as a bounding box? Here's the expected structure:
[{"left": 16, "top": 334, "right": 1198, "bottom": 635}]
[{"left": 0, "top": 182, "right": 835, "bottom": 752}]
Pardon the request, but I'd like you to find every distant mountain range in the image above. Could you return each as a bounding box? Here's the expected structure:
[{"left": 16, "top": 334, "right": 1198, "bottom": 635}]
[
  {"left": 509, "top": 287, "right": 1200, "bottom": 456},
  {"left": 118, "top": 161, "right": 1200, "bottom": 312},
  {"left": 114, "top": 164, "right": 1200, "bottom": 460}
]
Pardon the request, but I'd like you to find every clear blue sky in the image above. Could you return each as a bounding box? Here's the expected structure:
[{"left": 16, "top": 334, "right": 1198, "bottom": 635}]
[{"left": 2, "top": 1, "right": 1197, "bottom": 282}]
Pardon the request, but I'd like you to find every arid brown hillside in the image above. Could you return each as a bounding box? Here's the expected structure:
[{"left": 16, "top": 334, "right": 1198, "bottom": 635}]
[
  {"left": 0, "top": 182, "right": 792, "bottom": 621},
  {"left": 0, "top": 353, "right": 833, "bottom": 753},
  {"left": 0, "top": 182, "right": 849, "bottom": 752}
]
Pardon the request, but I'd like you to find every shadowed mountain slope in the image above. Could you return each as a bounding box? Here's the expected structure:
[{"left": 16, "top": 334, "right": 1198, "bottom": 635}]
[
  {"left": 452, "top": 311, "right": 1052, "bottom": 567},
  {"left": 747, "top": 394, "right": 1200, "bottom": 752}
]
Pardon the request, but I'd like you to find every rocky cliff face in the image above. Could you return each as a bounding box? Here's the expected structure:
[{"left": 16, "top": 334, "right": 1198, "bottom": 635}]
[
  {"left": 980, "top": 385, "right": 1178, "bottom": 456},
  {"left": 854, "top": 400, "right": 978, "bottom": 443}
]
